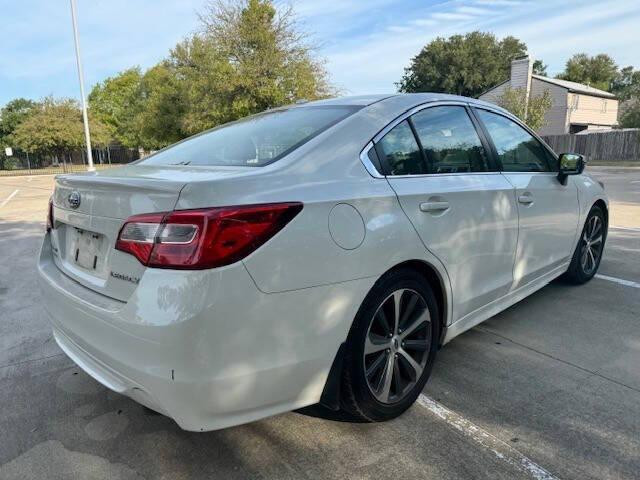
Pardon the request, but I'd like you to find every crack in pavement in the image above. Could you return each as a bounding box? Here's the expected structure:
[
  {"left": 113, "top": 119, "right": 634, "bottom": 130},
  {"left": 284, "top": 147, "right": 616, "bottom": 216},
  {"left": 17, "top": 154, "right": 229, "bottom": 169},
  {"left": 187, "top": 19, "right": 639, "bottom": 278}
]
[
  {"left": 0, "top": 352, "right": 67, "bottom": 371},
  {"left": 477, "top": 327, "right": 640, "bottom": 395}
]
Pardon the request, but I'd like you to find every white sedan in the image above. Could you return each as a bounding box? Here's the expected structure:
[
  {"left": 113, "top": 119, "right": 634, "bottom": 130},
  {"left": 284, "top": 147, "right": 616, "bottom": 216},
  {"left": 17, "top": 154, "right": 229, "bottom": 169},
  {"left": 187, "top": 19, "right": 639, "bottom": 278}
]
[{"left": 38, "top": 94, "right": 608, "bottom": 431}]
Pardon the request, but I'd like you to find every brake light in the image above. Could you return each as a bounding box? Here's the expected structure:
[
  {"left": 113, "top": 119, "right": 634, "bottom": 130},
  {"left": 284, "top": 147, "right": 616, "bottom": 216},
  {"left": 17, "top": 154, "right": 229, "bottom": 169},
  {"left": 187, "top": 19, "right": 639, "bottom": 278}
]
[
  {"left": 47, "top": 198, "right": 54, "bottom": 232},
  {"left": 115, "top": 203, "right": 303, "bottom": 269}
]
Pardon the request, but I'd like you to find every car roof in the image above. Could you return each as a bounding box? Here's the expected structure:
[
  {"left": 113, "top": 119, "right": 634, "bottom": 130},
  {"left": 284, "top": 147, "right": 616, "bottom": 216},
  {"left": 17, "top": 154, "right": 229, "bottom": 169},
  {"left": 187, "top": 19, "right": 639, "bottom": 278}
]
[
  {"left": 300, "top": 95, "right": 397, "bottom": 106},
  {"left": 301, "top": 93, "right": 506, "bottom": 112}
]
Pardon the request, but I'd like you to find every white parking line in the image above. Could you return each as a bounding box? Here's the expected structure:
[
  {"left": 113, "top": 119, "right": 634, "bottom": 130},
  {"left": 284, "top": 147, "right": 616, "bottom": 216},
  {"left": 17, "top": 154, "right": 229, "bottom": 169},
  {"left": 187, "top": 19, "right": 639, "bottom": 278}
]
[
  {"left": 0, "top": 189, "right": 19, "bottom": 208},
  {"left": 595, "top": 274, "right": 640, "bottom": 289},
  {"left": 417, "top": 394, "right": 559, "bottom": 480},
  {"left": 610, "top": 226, "right": 640, "bottom": 232}
]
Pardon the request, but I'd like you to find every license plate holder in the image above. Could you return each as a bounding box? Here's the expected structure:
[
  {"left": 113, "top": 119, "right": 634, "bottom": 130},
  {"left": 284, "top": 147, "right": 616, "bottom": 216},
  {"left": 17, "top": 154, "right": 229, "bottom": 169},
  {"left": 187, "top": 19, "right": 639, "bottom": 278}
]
[{"left": 73, "top": 228, "right": 103, "bottom": 270}]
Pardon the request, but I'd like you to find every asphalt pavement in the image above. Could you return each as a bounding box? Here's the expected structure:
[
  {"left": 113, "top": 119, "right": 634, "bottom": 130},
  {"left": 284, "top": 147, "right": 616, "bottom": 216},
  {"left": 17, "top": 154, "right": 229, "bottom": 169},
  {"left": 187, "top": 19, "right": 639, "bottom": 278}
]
[{"left": 0, "top": 167, "right": 638, "bottom": 480}]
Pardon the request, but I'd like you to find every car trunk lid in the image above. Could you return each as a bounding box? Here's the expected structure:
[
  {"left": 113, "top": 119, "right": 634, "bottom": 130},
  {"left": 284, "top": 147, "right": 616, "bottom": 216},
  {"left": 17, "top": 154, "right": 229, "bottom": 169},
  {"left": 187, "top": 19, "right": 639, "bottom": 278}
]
[{"left": 49, "top": 165, "right": 250, "bottom": 301}]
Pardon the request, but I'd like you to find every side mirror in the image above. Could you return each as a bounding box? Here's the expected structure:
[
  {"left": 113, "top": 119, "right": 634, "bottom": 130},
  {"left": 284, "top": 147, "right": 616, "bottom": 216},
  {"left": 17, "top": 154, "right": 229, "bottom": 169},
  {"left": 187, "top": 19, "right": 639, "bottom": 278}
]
[{"left": 558, "top": 153, "right": 585, "bottom": 184}]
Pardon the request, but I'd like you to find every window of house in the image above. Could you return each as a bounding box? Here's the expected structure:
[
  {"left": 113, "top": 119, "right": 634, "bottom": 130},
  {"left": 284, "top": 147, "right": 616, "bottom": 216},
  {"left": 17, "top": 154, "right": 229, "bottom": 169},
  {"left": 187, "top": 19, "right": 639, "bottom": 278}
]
[{"left": 571, "top": 95, "right": 580, "bottom": 110}]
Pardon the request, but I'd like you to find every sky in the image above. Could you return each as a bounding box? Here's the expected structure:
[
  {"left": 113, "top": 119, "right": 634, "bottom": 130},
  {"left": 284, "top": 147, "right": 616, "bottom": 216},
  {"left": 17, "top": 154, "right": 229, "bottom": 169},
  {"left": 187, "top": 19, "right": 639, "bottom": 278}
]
[{"left": 2, "top": 0, "right": 640, "bottom": 106}]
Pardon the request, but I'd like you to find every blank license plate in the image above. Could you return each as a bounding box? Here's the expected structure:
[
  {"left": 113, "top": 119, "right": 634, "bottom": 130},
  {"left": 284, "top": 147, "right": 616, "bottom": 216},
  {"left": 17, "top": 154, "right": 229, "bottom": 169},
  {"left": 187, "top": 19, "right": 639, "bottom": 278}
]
[{"left": 73, "top": 228, "right": 103, "bottom": 270}]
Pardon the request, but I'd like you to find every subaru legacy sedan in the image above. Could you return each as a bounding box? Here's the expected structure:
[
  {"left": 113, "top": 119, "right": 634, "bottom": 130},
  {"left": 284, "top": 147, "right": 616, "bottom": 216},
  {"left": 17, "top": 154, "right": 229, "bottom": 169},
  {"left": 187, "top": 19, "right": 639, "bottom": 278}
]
[{"left": 38, "top": 94, "right": 608, "bottom": 431}]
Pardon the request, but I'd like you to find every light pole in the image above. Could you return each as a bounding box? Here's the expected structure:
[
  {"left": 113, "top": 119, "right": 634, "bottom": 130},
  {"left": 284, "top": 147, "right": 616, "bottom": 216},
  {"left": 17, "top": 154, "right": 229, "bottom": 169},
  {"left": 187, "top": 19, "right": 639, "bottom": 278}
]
[{"left": 69, "top": 0, "right": 95, "bottom": 172}]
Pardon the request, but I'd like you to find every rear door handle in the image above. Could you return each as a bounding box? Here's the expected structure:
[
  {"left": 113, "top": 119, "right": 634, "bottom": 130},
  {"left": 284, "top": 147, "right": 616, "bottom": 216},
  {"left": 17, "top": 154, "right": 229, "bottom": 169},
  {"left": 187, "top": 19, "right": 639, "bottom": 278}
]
[
  {"left": 518, "top": 194, "right": 534, "bottom": 205},
  {"left": 420, "top": 201, "right": 450, "bottom": 212}
]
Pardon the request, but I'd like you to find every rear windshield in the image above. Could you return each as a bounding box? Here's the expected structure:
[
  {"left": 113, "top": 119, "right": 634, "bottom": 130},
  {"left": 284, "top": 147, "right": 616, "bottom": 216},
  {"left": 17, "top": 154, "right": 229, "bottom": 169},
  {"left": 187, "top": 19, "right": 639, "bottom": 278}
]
[{"left": 138, "top": 105, "right": 359, "bottom": 167}]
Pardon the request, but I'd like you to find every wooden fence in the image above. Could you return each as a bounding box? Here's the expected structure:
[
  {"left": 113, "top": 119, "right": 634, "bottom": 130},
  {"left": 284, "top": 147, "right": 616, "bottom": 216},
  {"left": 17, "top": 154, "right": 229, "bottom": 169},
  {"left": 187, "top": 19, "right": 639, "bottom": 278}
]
[{"left": 541, "top": 129, "right": 640, "bottom": 164}]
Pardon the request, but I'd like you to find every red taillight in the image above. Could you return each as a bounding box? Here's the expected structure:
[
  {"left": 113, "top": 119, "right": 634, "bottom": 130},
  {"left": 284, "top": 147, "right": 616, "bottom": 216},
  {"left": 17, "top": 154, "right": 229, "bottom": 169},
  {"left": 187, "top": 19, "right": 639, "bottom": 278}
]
[
  {"left": 115, "top": 203, "right": 303, "bottom": 269},
  {"left": 47, "top": 198, "right": 54, "bottom": 232}
]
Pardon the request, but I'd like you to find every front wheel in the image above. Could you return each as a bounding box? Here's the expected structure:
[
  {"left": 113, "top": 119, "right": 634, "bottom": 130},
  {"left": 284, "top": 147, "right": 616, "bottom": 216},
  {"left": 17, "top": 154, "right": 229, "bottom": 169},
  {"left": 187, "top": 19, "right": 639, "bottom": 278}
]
[
  {"left": 340, "top": 269, "right": 440, "bottom": 422},
  {"left": 563, "top": 205, "right": 606, "bottom": 284}
]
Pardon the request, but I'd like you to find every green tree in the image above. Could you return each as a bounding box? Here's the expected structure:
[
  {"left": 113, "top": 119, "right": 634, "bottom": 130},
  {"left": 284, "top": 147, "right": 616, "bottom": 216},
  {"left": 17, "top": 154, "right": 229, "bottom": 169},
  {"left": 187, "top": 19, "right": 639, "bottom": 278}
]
[
  {"left": 94, "top": 0, "right": 333, "bottom": 150},
  {"left": 495, "top": 87, "right": 552, "bottom": 131},
  {"left": 169, "top": 35, "right": 237, "bottom": 134},
  {"left": 398, "top": 31, "right": 527, "bottom": 97},
  {"left": 10, "top": 97, "right": 111, "bottom": 156},
  {"left": 175, "top": 0, "right": 333, "bottom": 135},
  {"left": 133, "top": 64, "right": 187, "bottom": 150},
  {"left": 612, "top": 66, "right": 640, "bottom": 101},
  {"left": 532, "top": 59, "right": 547, "bottom": 76},
  {"left": 620, "top": 100, "right": 640, "bottom": 128},
  {"left": 88, "top": 67, "right": 143, "bottom": 147},
  {"left": 556, "top": 53, "right": 618, "bottom": 92},
  {"left": 0, "top": 98, "right": 38, "bottom": 146}
]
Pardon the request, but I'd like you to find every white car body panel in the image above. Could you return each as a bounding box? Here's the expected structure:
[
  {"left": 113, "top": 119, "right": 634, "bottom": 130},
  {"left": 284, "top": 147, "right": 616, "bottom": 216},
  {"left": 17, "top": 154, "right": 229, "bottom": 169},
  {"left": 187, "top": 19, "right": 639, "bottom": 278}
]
[
  {"left": 38, "top": 93, "right": 608, "bottom": 431},
  {"left": 501, "top": 172, "right": 580, "bottom": 289},
  {"left": 40, "top": 238, "right": 378, "bottom": 431},
  {"left": 388, "top": 172, "right": 518, "bottom": 321}
]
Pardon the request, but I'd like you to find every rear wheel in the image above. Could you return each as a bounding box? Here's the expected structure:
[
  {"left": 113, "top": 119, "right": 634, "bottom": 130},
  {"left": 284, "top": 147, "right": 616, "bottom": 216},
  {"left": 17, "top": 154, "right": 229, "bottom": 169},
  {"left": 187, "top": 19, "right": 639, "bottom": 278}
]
[
  {"left": 340, "top": 269, "right": 439, "bottom": 422},
  {"left": 563, "top": 205, "right": 606, "bottom": 284}
]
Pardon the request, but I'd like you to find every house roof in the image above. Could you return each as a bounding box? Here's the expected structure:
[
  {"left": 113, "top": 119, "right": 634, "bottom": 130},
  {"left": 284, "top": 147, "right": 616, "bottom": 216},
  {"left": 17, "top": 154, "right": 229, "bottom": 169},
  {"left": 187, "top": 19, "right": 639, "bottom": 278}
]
[{"left": 532, "top": 75, "right": 617, "bottom": 99}]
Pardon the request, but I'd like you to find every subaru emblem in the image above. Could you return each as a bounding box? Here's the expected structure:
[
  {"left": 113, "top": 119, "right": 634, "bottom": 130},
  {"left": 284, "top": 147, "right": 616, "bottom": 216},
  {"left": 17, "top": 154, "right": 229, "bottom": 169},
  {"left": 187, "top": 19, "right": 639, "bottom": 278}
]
[{"left": 68, "top": 191, "right": 81, "bottom": 209}]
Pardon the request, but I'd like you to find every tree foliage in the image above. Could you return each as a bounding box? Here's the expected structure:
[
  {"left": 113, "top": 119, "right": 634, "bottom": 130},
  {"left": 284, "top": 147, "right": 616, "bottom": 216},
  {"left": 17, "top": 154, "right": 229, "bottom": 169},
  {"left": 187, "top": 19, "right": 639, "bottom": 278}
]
[
  {"left": 398, "top": 31, "right": 527, "bottom": 98},
  {"left": 194, "top": 0, "right": 332, "bottom": 116},
  {"left": 620, "top": 100, "right": 640, "bottom": 128},
  {"left": 133, "top": 64, "right": 188, "bottom": 150},
  {"left": 86, "top": 0, "right": 333, "bottom": 150},
  {"left": 88, "top": 67, "right": 143, "bottom": 148},
  {"left": 495, "top": 87, "right": 552, "bottom": 131},
  {"left": 0, "top": 98, "right": 38, "bottom": 146},
  {"left": 532, "top": 59, "right": 547, "bottom": 76},
  {"left": 612, "top": 66, "right": 640, "bottom": 101},
  {"left": 556, "top": 53, "right": 618, "bottom": 92},
  {"left": 10, "top": 98, "right": 111, "bottom": 155}
]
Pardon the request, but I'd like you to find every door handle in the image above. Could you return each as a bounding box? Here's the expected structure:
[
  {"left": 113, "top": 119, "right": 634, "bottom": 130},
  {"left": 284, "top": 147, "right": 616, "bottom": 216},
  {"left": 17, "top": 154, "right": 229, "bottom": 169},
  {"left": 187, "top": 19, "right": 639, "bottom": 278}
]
[
  {"left": 420, "top": 201, "right": 450, "bottom": 212},
  {"left": 518, "top": 194, "right": 534, "bottom": 205}
]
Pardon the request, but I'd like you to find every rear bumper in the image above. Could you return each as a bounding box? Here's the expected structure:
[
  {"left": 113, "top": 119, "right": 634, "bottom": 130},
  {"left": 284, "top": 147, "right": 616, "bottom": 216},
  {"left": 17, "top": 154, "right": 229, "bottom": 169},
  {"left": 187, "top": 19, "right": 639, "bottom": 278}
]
[
  {"left": 38, "top": 234, "right": 373, "bottom": 431},
  {"left": 52, "top": 325, "right": 170, "bottom": 416}
]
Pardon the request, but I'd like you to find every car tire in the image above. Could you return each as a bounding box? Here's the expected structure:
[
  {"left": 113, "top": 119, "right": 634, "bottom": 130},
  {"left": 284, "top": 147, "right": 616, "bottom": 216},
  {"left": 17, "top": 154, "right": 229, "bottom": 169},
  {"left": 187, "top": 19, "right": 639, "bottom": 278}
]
[
  {"left": 340, "top": 268, "right": 440, "bottom": 422},
  {"left": 563, "top": 205, "right": 607, "bottom": 284}
]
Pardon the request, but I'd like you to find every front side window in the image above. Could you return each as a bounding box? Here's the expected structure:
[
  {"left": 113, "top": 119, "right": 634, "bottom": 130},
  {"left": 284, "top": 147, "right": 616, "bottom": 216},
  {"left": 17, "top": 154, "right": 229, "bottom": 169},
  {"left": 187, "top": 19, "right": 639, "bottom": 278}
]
[
  {"left": 376, "top": 120, "right": 426, "bottom": 175},
  {"left": 476, "top": 109, "right": 553, "bottom": 172},
  {"left": 138, "top": 106, "right": 358, "bottom": 167},
  {"left": 411, "top": 106, "right": 488, "bottom": 173}
]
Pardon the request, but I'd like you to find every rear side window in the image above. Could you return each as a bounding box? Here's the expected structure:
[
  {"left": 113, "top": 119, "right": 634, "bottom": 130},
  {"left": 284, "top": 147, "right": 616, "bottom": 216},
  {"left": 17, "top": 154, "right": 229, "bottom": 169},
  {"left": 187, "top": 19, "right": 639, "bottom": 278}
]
[
  {"left": 475, "top": 109, "right": 554, "bottom": 172},
  {"left": 138, "top": 106, "right": 358, "bottom": 167},
  {"left": 411, "top": 106, "right": 488, "bottom": 173},
  {"left": 376, "top": 120, "right": 426, "bottom": 175}
]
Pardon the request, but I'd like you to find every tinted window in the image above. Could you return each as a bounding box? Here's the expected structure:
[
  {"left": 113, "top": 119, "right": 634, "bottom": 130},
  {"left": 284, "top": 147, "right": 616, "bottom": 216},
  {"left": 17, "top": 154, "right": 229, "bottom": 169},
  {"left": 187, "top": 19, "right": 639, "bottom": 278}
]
[
  {"left": 377, "top": 120, "right": 426, "bottom": 175},
  {"left": 476, "top": 110, "right": 553, "bottom": 172},
  {"left": 411, "top": 106, "right": 488, "bottom": 173},
  {"left": 138, "top": 106, "right": 358, "bottom": 167}
]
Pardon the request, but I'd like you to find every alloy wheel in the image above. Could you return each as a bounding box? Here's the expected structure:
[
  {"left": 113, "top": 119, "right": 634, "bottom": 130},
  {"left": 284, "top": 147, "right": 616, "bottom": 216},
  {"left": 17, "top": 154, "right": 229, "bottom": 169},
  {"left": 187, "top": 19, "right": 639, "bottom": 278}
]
[
  {"left": 580, "top": 215, "right": 604, "bottom": 275},
  {"left": 363, "top": 289, "right": 432, "bottom": 404}
]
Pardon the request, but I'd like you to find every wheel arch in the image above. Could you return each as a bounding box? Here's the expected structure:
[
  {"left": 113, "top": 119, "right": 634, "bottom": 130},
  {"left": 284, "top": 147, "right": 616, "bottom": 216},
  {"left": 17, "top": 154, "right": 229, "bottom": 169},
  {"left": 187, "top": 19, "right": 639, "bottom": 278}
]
[
  {"left": 593, "top": 199, "right": 608, "bottom": 228},
  {"left": 382, "top": 260, "right": 448, "bottom": 344},
  {"left": 318, "top": 259, "right": 449, "bottom": 411}
]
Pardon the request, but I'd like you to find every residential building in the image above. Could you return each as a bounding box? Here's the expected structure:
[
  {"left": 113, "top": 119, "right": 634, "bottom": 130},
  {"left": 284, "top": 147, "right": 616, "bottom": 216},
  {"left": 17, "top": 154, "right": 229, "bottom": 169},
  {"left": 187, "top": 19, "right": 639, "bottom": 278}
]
[{"left": 479, "top": 56, "right": 619, "bottom": 136}]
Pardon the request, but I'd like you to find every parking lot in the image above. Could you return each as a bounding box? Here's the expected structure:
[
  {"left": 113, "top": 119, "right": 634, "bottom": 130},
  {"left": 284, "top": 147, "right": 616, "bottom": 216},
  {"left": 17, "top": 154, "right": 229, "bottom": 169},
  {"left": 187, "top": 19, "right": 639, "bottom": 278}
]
[{"left": 0, "top": 167, "right": 639, "bottom": 480}]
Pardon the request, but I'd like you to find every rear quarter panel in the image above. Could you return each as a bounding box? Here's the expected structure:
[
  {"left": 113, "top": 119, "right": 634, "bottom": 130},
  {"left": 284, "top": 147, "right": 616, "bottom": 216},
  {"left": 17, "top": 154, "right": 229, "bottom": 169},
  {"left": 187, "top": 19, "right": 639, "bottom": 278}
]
[{"left": 172, "top": 99, "right": 455, "bottom": 324}]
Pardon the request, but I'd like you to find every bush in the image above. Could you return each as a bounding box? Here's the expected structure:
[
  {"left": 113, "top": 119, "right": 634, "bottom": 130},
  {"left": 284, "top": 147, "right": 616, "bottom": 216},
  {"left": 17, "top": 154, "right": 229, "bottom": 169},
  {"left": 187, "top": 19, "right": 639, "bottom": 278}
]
[{"left": 1, "top": 157, "right": 20, "bottom": 170}]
